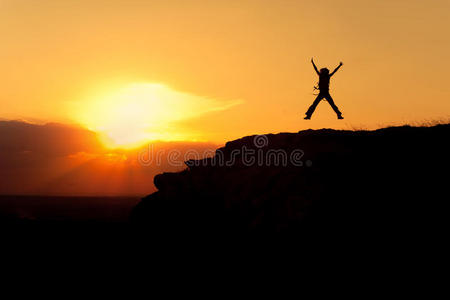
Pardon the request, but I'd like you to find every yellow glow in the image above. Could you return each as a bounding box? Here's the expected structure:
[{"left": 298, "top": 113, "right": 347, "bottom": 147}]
[{"left": 74, "top": 83, "right": 241, "bottom": 149}]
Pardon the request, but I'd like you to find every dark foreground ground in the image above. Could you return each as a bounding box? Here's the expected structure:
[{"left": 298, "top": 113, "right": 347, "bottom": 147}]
[{"left": 0, "top": 195, "right": 140, "bottom": 225}]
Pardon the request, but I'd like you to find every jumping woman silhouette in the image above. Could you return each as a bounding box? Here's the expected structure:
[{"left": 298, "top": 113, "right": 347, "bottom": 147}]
[{"left": 305, "top": 58, "right": 344, "bottom": 120}]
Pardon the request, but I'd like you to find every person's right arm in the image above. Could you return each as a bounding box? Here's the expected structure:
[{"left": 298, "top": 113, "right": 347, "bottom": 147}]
[{"left": 311, "top": 58, "right": 320, "bottom": 75}]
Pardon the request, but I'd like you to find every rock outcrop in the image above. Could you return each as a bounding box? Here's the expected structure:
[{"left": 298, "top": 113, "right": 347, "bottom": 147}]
[{"left": 131, "top": 124, "right": 449, "bottom": 238}]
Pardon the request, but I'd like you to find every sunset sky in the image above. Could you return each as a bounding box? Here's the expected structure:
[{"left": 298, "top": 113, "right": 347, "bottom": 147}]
[{"left": 1, "top": 0, "right": 449, "bottom": 195}]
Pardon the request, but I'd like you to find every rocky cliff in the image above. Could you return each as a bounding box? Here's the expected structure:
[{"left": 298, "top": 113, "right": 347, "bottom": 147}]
[{"left": 131, "top": 124, "right": 449, "bottom": 238}]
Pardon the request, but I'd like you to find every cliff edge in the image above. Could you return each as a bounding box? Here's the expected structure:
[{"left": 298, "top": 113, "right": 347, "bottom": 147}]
[{"left": 131, "top": 124, "right": 449, "bottom": 238}]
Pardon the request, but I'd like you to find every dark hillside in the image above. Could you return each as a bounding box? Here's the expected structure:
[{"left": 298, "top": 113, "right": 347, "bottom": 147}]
[{"left": 131, "top": 124, "right": 449, "bottom": 239}]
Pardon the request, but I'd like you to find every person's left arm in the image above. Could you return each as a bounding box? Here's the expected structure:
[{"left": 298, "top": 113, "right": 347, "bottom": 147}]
[{"left": 330, "top": 62, "right": 343, "bottom": 76}]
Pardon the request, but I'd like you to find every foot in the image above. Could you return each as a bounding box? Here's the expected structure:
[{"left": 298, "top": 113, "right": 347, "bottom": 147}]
[
  {"left": 337, "top": 114, "right": 344, "bottom": 120},
  {"left": 304, "top": 115, "right": 311, "bottom": 120}
]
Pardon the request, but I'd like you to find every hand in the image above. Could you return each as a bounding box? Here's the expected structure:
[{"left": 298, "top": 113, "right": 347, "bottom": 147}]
[
  {"left": 339, "top": 62, "right": 343, "bottom": 66},
  {"left": 311, "top": 58, "right": 314, "bottom": 63}
]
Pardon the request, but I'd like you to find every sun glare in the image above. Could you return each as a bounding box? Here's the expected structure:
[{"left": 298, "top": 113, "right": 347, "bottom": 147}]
[{"left": 74, "top": 83, "right": 241, "bottom": 149}]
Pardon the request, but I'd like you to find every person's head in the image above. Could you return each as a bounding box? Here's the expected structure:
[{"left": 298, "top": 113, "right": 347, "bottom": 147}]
[{"left": 320, "top": 68, "right": 329, "bottom": 75}]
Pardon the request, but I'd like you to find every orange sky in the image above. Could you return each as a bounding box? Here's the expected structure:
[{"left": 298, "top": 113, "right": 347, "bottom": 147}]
[
  {"left": 2, "top": 0, "right": 449, "bottom": 144},
  {"left": 1, "top": 0, "right": 450, "bottom": 195}
]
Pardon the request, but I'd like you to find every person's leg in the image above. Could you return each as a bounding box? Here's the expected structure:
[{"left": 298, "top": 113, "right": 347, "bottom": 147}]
[
  {"left": 324, "top": 93, "right": 343, "bottom": 118},
  {"left": 305, "top": 94, "right": 323, "bottom": 118}
]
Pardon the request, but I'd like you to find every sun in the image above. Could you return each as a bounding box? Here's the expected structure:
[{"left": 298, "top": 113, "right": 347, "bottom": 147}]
[{"left": 73, "top": 83, "right": 241, "bottom": 149}]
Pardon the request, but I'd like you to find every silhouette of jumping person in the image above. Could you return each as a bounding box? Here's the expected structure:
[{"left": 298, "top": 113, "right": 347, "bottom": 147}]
[{"left": 305, "top": 58, "right": 344, "bottom": 120}]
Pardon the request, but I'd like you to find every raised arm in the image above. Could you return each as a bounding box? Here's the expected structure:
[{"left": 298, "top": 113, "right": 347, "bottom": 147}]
[
  {"left": 311, "top": 58, "right": 320, "bottom": 75},
  {"left": 330, "top": 62, "right": 343, "bottom": 76}
]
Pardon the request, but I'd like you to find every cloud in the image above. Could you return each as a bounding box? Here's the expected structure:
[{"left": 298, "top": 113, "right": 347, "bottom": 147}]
[
  {"left": 0, "top": 120, "right": 218, "bottom": 196},
  {"left": 0, "top": 120, "right": 103, "bottom": 157}
]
